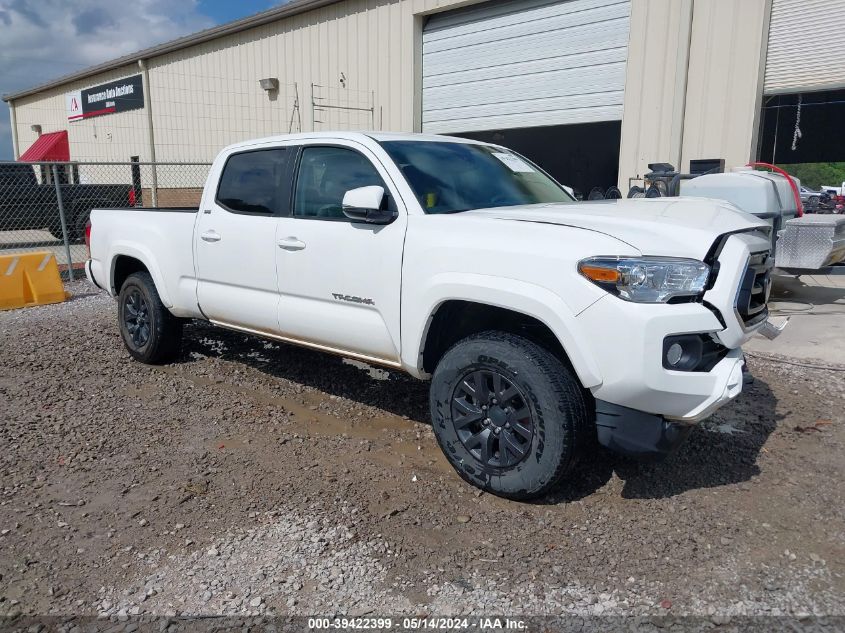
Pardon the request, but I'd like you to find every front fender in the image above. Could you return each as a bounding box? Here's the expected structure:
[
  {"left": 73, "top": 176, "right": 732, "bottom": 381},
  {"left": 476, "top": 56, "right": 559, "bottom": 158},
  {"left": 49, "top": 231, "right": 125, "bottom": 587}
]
[{"left": 402, "top": 272, "right": 603, "bottom": 388}]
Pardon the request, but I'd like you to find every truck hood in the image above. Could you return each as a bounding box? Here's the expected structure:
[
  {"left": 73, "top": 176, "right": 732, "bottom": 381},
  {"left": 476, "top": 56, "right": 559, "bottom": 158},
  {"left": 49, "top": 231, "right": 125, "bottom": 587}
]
[{"left": 463, "top": 198, "right": 768, "bottom": 259}]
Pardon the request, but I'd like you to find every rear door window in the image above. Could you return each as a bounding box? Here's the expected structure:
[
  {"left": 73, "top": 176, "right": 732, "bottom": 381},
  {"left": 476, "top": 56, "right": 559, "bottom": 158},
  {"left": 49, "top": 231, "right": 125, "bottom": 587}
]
[{"left": 216, "top": 149, "right": 288, "bottom": 215}]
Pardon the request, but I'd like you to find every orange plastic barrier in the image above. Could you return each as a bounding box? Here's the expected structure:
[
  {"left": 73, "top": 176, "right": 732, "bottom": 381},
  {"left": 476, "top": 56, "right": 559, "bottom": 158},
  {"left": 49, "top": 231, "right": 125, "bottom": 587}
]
[{"left": 0, "top": 252, "right": 68, "bottom": 311}]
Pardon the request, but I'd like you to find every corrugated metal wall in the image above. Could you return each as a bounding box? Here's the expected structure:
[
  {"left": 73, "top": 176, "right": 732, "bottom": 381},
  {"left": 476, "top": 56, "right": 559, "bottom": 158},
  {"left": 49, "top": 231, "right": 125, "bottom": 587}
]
[
  {"left": 421, "top": 0, "right": 631, "bottom": 134},
  {"left": 681, "top": 0, "right": 770, "bottom": 170},
  {"left": 765, "top": 0, "right": 845, "bottom": 94},
  {"left": 617, "top": 0, "right": 771, "bottom": 188},
  {"left": 12, "top": 0, "right": 776, "bottom": 185},
  {"left": 616, "top": 0, "right": 693, "bottom": 190},
  {"left": 12, "top": 64, "right": 152, "bottom": 163},
  {"left": 11, "top": 0, "right": 456, "bottom": 163}
]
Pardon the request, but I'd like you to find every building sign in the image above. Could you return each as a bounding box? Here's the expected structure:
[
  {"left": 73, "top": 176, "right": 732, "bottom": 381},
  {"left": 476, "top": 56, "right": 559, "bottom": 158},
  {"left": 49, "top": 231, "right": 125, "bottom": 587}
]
[{"left": 66, "top": 74, "right": 144, "bottom": 122}]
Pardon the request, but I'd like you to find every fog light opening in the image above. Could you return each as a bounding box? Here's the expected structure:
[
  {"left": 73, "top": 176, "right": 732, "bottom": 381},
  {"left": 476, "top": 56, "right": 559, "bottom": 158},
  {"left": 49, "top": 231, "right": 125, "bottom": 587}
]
[{"left": 662, "top": 335, "right": 706, "bottom": 372}]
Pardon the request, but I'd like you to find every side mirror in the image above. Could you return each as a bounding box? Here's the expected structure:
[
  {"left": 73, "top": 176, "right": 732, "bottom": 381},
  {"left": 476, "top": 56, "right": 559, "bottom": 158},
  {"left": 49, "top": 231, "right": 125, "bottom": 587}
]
[{"left": 342, "top": 186, "right": 395, "bottom": 224}]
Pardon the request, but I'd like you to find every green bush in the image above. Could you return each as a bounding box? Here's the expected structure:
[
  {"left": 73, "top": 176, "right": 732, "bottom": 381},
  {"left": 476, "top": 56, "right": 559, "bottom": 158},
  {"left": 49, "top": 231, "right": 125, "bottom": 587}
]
[{"left": 776, "top": 162, "right": 845, "bottom": 190}]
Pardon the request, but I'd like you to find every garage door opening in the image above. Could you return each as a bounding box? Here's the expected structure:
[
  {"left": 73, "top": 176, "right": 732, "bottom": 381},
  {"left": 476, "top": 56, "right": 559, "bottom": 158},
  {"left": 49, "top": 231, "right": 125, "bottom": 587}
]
[
  {"left": 757, "top": 89, "right": 845, "bottom": 193},
  {"left": 454, "top": 121, "right": 621, "bottom": 197},
  {"left": 759, "top": 89, "right": 845, "bottom": 165}
]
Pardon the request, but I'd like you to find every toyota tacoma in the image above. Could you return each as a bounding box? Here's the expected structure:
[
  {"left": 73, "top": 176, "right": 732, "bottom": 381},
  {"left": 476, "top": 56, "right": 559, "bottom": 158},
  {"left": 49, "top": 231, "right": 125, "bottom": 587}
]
[{"left": 86, "top": 132, "right": 775, "bottom": 499}]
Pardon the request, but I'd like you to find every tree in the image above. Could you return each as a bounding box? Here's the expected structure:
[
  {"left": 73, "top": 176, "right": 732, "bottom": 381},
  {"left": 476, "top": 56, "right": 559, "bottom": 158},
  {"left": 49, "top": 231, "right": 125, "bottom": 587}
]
[{"left": 776, "top": 162, "right": 845, "bottom": 189}]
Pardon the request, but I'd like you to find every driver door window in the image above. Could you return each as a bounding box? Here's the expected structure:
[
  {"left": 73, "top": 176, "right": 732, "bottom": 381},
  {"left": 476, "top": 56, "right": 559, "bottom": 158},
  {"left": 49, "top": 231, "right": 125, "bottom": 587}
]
[{"left": 293, "top": 146, "right": 386, "bottom": 219}]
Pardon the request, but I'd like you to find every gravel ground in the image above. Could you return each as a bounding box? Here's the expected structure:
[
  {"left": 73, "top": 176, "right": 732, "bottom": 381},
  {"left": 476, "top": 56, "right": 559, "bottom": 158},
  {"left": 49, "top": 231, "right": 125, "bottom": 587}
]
[{"left": 1, "top": 281, "right": 844, "bottom": 622}]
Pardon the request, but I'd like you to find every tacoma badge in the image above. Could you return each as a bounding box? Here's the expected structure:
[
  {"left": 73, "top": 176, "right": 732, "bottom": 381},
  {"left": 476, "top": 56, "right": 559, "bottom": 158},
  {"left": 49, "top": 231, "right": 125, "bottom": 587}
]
[{"left": 332, "top": 293, "right": 375, "bottom": 306}]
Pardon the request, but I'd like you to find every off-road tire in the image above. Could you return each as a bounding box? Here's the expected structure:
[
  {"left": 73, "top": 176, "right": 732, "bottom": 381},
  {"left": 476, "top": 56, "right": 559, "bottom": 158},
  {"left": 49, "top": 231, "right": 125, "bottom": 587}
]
[
  {"left": 69, "top": 204, "right": 91, "bottom": 243},
  {"left": 48, "top": 224, "right": 65, "bottom": 241},
  {"left": 118, "top": 272, "right": 183, "bottom": 364},
  {"left": 429, "top": 331, "right": 590, "bottom": 500}
]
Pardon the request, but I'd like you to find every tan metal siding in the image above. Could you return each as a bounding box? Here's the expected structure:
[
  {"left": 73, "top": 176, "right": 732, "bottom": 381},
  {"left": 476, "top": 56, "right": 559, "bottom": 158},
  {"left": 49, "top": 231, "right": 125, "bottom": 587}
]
[
  {"left": 12, "top": 64, "right": 152, "bottom": 163},
  {"left": 681, "top": 0, "right": 770, "bottom": 171},
  {"left": 617, "top": 0, "right": 693, "bottom": 189},
  {"left": 11, "top": 0, "right": 463, "bottom": 163},
  {"left": 765, "top": 0, "right": 845, "bottom": 94},
  {"left": 12, "top": 0, "right": 772, "bottom": 180},
  {"left": 617, "top": 0, "right": 770, "bottom": 187}
]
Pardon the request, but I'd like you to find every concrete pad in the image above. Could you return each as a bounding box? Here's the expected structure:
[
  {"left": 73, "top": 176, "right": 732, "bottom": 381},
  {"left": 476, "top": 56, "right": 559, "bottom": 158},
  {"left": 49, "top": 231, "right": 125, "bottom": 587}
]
[{"left": 744, "top": 273, "right": 845, "bottom": 365}]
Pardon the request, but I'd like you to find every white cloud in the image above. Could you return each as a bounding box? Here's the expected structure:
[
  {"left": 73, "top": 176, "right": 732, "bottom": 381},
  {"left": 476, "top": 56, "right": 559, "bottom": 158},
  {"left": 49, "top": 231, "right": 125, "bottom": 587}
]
[{"left": 0, "top": 0, "right": 215, "bottom": 159}]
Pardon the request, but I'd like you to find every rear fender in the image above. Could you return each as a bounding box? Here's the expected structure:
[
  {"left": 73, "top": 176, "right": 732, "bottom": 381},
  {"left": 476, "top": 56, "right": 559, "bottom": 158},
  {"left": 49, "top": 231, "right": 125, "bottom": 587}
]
[{"left": 109, "top": 243, "right": 173, "bottom": 307}]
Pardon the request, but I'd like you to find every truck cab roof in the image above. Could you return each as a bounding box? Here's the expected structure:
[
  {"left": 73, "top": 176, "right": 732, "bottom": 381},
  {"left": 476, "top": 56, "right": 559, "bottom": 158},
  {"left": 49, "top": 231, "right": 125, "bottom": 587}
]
[{"left": 220, "top": 131, "right": 489, "bottom": 154}]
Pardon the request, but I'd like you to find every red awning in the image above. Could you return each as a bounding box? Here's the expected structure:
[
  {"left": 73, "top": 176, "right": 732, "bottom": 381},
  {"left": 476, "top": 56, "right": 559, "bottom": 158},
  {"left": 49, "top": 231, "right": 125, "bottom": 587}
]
[{"left": 19, "top": 130, "right": 70, "bottom": 162}]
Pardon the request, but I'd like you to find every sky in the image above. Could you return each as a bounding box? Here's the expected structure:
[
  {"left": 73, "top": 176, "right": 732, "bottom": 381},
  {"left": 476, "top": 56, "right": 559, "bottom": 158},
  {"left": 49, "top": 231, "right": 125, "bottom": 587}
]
[{"left": 0, "top": 0, "right": 282, "bottom": 160}]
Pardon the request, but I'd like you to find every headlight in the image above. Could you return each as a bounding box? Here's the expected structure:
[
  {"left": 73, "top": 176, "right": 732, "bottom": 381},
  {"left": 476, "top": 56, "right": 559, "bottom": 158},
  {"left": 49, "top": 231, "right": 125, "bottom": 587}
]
[{"left": 578, "top": 256, "right": 710, "bottom": 303}]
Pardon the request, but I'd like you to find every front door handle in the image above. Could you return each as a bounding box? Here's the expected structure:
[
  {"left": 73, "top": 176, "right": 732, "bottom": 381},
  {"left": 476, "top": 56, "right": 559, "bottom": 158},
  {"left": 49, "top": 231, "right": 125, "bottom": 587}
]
[
  {"left": 277, "top": 236, "right": 306, "bottom": 251},
  {"left": 200, "top": 230, "right": 221, "bottom": 243}
]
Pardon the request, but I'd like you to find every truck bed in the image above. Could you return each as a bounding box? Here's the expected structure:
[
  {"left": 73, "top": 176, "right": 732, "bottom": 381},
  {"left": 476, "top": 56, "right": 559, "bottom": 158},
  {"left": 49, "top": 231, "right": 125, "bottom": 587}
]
[{"left": 88, "top": 206, "right": 203, "bottom": 318}]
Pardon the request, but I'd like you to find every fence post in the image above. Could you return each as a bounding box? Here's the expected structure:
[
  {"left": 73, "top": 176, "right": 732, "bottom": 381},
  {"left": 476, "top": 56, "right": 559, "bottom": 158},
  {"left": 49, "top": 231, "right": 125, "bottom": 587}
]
[{"left": 52, "top": 164, "right": 75, "bottom": 282}]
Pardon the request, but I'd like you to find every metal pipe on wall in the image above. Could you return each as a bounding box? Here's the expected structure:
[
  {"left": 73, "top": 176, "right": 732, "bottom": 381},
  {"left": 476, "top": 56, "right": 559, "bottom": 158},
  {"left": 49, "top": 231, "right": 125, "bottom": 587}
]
[
  {"left": 138, "top": 58, "right": 158, "bottom": 206},
  {"left": 9, "top": 100, "right": 20, "bottom": 159},
  {"left": 51, "top": 165, "right": 75, "bottom": 282},
  {"left": 674, "top": 0, "right": 695, "bottom": 173}
]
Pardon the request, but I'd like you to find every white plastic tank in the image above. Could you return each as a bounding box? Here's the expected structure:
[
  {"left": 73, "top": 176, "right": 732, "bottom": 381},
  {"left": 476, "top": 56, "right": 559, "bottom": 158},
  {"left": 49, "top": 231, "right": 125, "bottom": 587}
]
[
  {"left": 680, "top": 169, "right": 845, "bottom": 270},
  {"left": 680, "top": 168, "right": 800, "bottom": 230}
]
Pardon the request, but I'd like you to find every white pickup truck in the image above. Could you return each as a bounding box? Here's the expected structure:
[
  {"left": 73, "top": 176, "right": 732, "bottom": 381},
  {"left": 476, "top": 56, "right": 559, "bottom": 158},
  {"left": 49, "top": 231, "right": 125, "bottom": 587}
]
[
  {"left": 822, "top": 181, "right": 845, "bottom": 197},
  {"left": 87, "top": 132, "right": 775, "bottom": 499}
]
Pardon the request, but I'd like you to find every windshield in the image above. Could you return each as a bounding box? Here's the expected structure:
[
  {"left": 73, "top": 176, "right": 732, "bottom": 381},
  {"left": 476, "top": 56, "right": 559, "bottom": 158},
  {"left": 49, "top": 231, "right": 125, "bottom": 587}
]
[{"left": 380, "top": 140, "right": 574, "bottom": 214}]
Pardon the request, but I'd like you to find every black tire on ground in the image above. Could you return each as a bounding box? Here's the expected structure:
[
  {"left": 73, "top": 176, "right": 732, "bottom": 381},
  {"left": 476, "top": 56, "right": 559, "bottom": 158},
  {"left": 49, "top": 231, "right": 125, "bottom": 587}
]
[
  {"left": 69, "top": 205, "right": 91, "bottom": 243},
  {"left": 429, "top": 331, "right": 590, "bottom": 500},
  {"left": 118, "top": 272, "right": 183, "bottom": 364},
  {"left": 48, "top": 224, "right": 65, "bottom": 241}
]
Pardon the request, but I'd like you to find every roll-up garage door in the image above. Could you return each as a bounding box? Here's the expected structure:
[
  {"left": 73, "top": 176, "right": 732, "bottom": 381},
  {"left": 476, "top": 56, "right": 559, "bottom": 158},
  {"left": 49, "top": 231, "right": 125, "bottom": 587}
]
[
  {"left": 765, "top": 0, "right": 845, "bottom": 94},
  {"left": 421, "top": 0, "right": 631, "bottom": 134}
]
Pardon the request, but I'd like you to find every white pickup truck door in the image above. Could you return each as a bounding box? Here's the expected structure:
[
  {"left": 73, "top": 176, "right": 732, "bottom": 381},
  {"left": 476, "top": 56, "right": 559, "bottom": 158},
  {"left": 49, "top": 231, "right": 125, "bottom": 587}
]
[
  {"left": 195, "top": 146, "right": 291, "bottom": 333},
  {"left": 274, "top": 142, "right": 406, "bottom": 365}
]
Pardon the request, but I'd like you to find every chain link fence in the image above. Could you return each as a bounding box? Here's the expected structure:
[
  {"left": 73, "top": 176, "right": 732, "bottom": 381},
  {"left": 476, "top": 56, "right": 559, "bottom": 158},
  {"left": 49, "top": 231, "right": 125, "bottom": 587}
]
[{"left": 0, "top": 161, "right": 211, "bottom": 280}]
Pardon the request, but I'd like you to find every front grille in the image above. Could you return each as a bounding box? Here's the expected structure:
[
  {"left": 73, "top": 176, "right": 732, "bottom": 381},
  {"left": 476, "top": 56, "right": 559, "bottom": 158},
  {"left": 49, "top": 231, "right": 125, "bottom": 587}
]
[{"left": 735, "top": 251, "right": 772, "bottom": 328}]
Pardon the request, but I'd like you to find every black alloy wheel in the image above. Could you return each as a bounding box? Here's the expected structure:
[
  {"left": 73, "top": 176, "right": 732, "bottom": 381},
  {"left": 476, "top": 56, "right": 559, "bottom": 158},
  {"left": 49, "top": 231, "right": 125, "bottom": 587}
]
[
  {"left": 451, "top": 369, "right": 534, "bottom": 468},
  {"left": 123, "top": 289, "right": 151, "bottom": 348}
]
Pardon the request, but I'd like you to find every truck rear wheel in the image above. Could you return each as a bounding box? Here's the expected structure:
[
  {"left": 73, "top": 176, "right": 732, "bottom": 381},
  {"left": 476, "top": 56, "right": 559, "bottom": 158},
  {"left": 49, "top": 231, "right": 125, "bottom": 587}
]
[
  {"left": 118, "top": 272, "right": 183, "bottom": 364},
  {"left": 429, "top": 331, "right": 589, "bottom": 500}
]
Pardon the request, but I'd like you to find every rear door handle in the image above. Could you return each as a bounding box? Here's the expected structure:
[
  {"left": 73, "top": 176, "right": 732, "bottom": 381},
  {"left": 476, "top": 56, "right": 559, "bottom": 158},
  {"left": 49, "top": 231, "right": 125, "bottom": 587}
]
[
  {"left": 200, "top": 230, "right": 221, "bottom": 243},
  {"left": 277, "top": 236, "right": 306, "bottom": 251}
]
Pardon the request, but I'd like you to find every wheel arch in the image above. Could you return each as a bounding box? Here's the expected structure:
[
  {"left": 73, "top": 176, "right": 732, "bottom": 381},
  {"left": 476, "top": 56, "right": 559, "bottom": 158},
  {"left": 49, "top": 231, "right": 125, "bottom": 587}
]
[
  {"left": 408, "top": 278, "right": 603, "bottom": 389},
  {"left": 109, "top": 246, "right": 172, "bottom": 307},
  {"left": 421, "top": 300, "right": 571, "bottom": 370}
]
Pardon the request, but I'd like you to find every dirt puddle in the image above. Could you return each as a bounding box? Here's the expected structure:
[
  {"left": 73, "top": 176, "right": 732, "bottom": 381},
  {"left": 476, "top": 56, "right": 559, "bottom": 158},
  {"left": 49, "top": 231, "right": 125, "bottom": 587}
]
[{"left": 153, "top": 364, "right": 452, "bottom": 476}]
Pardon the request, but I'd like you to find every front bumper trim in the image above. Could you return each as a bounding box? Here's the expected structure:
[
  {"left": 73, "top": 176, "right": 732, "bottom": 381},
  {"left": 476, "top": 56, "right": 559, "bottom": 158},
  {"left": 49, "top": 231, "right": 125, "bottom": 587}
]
[{"left": 595, "top": 400, "right": 692, "bottom": 462}]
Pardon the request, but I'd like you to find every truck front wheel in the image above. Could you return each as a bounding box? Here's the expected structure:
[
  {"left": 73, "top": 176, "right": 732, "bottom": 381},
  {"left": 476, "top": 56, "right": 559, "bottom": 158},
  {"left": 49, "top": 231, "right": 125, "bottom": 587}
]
[
  {"left": 118, "top": 272, "right": 183, "bottom": 364},
  {"left": 429, "top": 331, "right": 590, "bottom": 500}
]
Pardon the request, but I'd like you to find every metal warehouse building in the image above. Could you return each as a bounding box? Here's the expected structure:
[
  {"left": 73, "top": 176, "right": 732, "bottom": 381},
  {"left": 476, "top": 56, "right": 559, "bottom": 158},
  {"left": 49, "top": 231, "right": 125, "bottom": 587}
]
[{"left": 4, "top": 0, "right": 845, "bottom": 195}]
